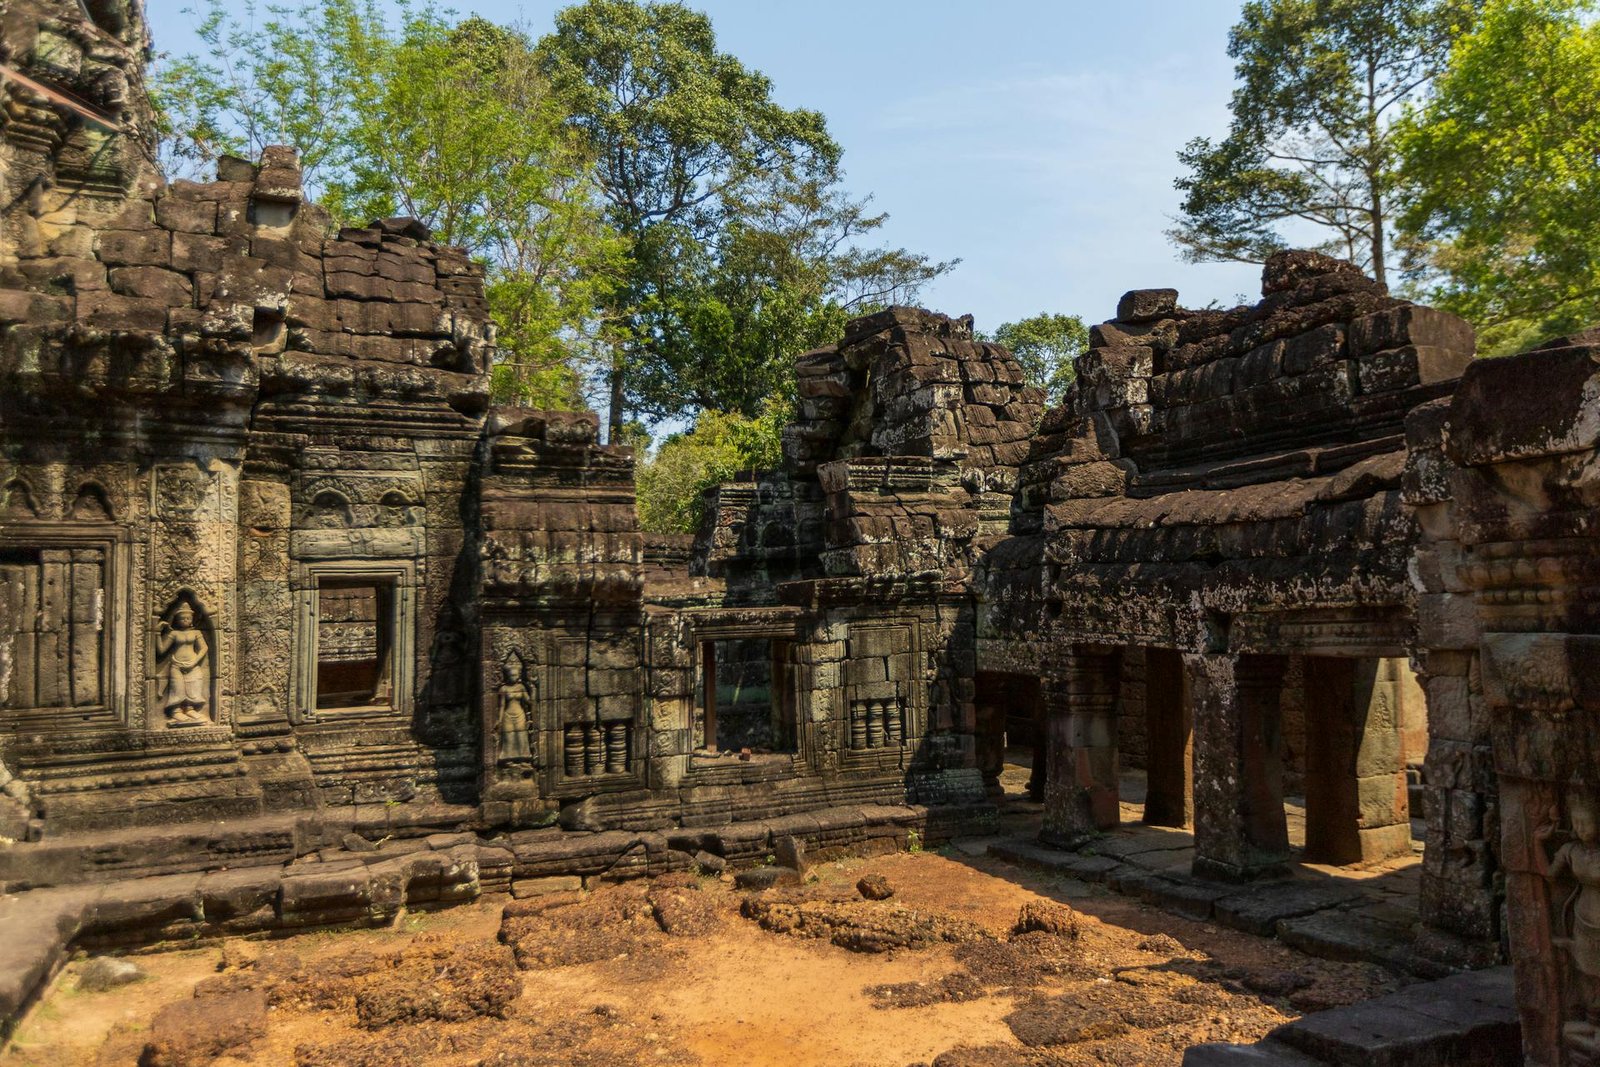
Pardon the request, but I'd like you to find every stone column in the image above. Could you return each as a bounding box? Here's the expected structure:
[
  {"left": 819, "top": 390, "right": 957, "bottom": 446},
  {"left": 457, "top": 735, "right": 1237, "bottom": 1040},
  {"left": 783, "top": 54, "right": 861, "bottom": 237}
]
[
  {"left": 1040, "top": 645, "right": 1121, "bottom": 848},
  {"left": 1143, "top": 647, "right": 1192, "bottom": 827},
  {"left": 1189, "top": 652, "right": 1291, "bottom": 880},
  {"left": 1414, "top": 646, "right": 1499, "bottom": 949},
  {"left": 1302, "top": 657, "right": 1413, "bottom": 865}
]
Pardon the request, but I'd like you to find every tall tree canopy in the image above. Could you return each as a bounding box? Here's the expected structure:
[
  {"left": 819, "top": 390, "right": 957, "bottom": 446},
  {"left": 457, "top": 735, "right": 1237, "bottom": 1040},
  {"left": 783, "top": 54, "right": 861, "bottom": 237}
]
[
  {"left": 154, "top": 0, "right": 623, "bottom": 407},
  {"left": 989, "top": 313, "right": 1089, "bottom": 406},
  {"left": 1395, "top": 0, "right": 1600, "bottom": 353},
  {"left": 1171, "top": 0, "right": 1480, "bottom": 286},
  {"left": 538, "top": 0, "right": 951, "bottom": 437}
]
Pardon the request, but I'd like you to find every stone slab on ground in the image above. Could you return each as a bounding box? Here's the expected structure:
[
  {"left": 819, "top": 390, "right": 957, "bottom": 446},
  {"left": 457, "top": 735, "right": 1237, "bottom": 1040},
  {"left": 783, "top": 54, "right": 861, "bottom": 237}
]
[
  {"left": 1183, "top": 1040, "right": 1324, "bottom": 1065},
  {"left": 0, "top": 889, "right": 90, "bottom": 1032},
  {"left": 1271, "top": 966, "right": 1520, "bottom": 1067},
  {"left": 1213, "top": 881, "right": 1365, "bottom": 937},
  {"left": 950, "top": 836, "right": 1005, "bottom": 857},
  {"left": 1104, "top": 865, "right": 1167, "bottom": 897},
  {"left": 1121, "top": 845, "right": 1197, "bottom": 872},
  {"left": 733, "top": 865, "right": 802, "bottom": 891},
  {"left": 1275, "top": 907, "right": 1443, "bottom": 978},
  {"left": 1140, "top": 874, "right": 1239, "bottom": 921},
  {"left": 988, "top": 839, "right": 1123, "bottom": 882},
  {"left": 510, "top": 876, "right": 583, "bottom": 898},
  {"left": 1088, "top": 831, "right": 1193, "bottom": 861}
]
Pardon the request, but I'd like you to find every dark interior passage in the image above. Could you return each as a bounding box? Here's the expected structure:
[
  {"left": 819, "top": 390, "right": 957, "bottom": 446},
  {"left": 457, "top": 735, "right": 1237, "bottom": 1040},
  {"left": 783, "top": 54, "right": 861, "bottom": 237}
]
[
  {"left": 315, "top": 581, "right": 393, "bottom": 710},
  {"left": 975, "top": 670, "right": 1044, "bottom": 800}
]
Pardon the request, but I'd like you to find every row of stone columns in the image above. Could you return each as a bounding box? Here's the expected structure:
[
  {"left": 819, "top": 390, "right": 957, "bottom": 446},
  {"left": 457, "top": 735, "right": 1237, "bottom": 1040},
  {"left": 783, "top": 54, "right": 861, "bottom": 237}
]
[{"left": 1039, "top": 645, "right": 1418, "bottom": 882}]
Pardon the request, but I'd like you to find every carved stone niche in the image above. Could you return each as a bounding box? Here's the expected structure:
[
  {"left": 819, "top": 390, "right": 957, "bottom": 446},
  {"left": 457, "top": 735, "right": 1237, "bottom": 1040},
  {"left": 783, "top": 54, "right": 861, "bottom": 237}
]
[
  {"left": 153, "top": 592, "right": 215, "bottom": 728},
  {"left": 493, "top": 651, "right": 535, "bottom": 773}
]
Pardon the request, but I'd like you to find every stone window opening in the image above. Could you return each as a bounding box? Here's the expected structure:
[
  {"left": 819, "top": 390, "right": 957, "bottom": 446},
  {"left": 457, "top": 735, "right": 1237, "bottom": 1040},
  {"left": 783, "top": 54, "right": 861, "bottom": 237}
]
[
  {"left": 695, "top": 638, "right": 795, "bottom": 760},
  {"left": 314, "top": 579, "right": 396, "bottom": 712}
]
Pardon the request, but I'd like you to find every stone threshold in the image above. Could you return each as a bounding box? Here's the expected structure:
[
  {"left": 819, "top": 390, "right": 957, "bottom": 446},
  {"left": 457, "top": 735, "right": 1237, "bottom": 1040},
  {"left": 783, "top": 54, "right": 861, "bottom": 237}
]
[
  {"left": 986, "top": 836, "right": 1451, "bottom": 979},
  {"left": 1183, "top": 966, "right": 1520, "bottom": 1066},
  {"left": 0, "top": 801, "right": 990, "bottom": 1036}
]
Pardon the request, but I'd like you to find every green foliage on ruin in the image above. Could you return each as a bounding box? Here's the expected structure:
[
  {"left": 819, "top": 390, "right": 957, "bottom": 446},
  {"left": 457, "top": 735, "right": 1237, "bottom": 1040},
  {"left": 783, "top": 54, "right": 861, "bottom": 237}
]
[
  {"left": 1394, "top": 0, "right": 1600, "bottom": 353},
  {"left": 151, "top": 0, "right": 625, "bottom": 409},
  {"left": 1171, "top": 0, "right": 1482, "bottom": 287},
  {"left": 536, "top": 0, "right": 953, "bottom": 438},
  {"left": 989, "top": 313, "right": 1090, "bottom": 406},
  {"left": 634, "top": 400, "right": 789, "bottom": 534}
]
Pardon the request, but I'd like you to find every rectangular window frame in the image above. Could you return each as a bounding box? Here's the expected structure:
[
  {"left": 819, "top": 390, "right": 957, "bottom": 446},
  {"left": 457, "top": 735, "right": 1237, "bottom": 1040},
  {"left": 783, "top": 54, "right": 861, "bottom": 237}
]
[
  {"left": 683, "top": 615, "right": 808, "bottom": 777},
  {"left": 0, "top": 522, "right": 129, "bottom": 730},
  {"left": 293, "top": 560, "right": 415, "bottom": 725}
]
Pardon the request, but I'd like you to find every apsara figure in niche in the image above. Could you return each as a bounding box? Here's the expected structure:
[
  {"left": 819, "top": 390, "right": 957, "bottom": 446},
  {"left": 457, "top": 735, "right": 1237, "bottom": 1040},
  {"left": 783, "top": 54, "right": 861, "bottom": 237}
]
[
  {"left": 1537, "top": 791, "right": 1600, "bottom": 1062},
  {"left": 157, "top": 601, "right": 211, "bottom": 726}
]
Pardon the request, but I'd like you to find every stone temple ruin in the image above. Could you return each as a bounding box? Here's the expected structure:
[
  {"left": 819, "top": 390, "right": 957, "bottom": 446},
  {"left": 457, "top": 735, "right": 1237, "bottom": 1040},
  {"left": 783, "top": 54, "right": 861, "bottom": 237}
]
[{"left": 3, "top": 2, "right": 1600, "bottom": 1065}]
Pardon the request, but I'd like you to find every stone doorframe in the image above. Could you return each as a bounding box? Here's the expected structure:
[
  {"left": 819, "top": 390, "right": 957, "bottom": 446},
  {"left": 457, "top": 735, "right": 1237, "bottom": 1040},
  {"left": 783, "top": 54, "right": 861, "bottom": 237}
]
[
  {"left": 682, "top": 612, "right": 810, "bottom": 775},
  {"left": 289, "top": 558, "right": 418, "bottom": 726}
]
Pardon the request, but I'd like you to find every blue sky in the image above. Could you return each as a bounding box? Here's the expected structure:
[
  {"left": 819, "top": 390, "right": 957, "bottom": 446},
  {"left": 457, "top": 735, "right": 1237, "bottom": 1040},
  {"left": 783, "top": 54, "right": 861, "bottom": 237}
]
[{"left": 142, "top": 0, "right": 1265, "bottom": 334}]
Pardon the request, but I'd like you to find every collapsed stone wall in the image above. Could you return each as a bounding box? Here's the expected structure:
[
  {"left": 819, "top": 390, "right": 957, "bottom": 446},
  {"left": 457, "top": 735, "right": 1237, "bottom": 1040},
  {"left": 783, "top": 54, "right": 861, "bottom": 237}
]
[{"left": 689, "top": 308, "right": 1044, "bottom": 801}]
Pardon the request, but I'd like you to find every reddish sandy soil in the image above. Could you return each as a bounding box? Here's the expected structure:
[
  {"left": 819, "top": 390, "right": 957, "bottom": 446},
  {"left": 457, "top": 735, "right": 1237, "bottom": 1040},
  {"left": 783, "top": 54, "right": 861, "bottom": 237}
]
[{"left": 2, "top": 848, "right": 1404, "bottom": 1067}]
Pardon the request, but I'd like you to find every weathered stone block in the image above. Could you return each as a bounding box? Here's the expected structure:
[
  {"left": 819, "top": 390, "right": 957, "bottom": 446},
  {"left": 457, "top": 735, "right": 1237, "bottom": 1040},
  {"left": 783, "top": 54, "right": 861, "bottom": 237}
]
[
  {"left": 1349, "top": 305, "right": 1475, "bottom": 358},
  {"left": 1117, "top": 288, "right": 1179, "bottom": 322}
]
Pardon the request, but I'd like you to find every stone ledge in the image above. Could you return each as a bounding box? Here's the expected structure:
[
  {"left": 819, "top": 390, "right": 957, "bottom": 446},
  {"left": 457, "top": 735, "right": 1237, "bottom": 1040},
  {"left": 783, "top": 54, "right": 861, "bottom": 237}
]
[
  {"left": 987, "top": 834, "right": 1469, "bottom": 980},
  {"left": 1184, "top": 968, "right": 1519, "bottom": 1065}
]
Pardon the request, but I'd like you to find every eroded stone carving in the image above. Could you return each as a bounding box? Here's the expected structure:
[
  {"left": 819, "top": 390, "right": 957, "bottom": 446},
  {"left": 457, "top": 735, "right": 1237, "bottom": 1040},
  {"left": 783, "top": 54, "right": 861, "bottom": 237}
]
[
  {"left": 496, "top": 652, "right": 534, "bottom": 767},
  {"left": 156, "top": 598, "right": 211, "bottom": 726},
  {"left": 1538, "top": 792, "right": 1600, "bottom": 1061}
]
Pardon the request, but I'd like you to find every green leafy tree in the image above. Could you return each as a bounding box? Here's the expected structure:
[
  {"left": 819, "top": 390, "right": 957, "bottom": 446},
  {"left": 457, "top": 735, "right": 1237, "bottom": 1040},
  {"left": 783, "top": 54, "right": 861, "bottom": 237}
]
[
  {"left": 1171, "top": 0, "right": 1480, "bottom": 286},
  {"left": 538, "top": 0, "right": 951, "bottom": 436},
  {"left": 635, "top": 401, "right": 788, "bottom": 534},
  {"left": 644, "top": 178, "right": 952, "bottom": 419},
  {"left": 990, "top": 313, "right": 1089, "bottom": 405},
  {"left": 1395, "top": 0, "right": 1600, "bottom": 353},
  {"left": 152, "top": 1, "right": 623, "bottom": 407}
]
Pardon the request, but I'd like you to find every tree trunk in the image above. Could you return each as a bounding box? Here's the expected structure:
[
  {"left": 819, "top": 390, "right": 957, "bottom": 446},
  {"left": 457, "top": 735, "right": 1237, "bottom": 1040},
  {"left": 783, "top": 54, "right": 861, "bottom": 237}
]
[
  {"left": 1370, "top": 183, "right": 1387, "bottom": 290},
  {"left": 1365, "top": 60, "right": 1387, "bottom": 290},
  {"left": 607, "top": 351, "right": 625, "bottom": 445}
]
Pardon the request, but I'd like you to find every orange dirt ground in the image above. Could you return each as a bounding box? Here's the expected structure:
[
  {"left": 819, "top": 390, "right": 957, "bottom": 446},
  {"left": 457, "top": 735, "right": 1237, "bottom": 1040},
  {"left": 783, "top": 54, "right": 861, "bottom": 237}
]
[{"left": 1, "top": 848, "right": 1406, "bottom": 1067}]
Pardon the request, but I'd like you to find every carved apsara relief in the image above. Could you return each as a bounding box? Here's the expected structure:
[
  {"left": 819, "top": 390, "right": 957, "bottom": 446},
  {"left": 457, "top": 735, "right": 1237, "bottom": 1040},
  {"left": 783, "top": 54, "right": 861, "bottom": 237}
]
[
  {"left": 1537, "top": 790, "right": 1600, "bottom": 1063},
  {"left": 156, "top": 594, "right": 212, "bottom": 726},
  {"left": 496, "top": 651, "right": 534, "bottom": 769}
]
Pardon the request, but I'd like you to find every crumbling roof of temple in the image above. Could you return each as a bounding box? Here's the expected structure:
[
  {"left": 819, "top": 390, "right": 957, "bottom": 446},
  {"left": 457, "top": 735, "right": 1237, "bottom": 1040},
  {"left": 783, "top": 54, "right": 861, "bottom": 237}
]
[
  {"left": 693, "top": 307, "right": 1046, "bottom": 599},
  {"left": 981, "top": 252, "right": 1478, "bottom": 647},
  {"left": 1, "top": 143, "right": 496, "bottom": 437},
  {"left": 2, "top": 0, "right": 497, "bottom": 437}
]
